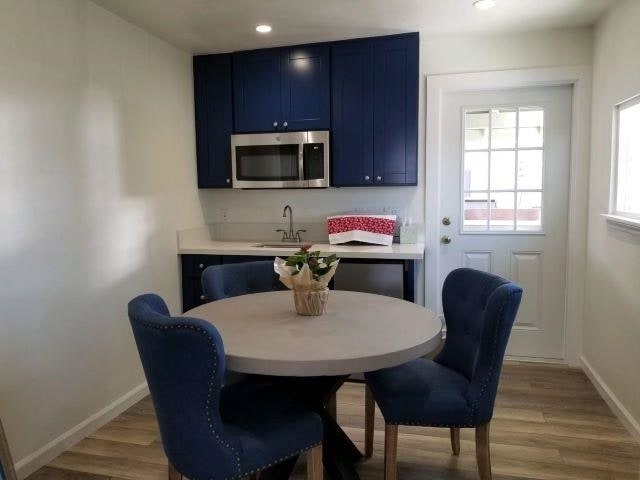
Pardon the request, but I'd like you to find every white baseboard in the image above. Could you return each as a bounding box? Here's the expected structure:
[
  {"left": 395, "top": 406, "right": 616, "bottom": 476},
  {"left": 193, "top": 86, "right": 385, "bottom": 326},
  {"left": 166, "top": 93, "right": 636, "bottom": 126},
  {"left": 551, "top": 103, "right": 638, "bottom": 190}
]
[
  {"left": 14, "top": 382, "right": 149, "bottom": 479},
  {"left": 580, "top": 355, "right": 640, "bottom": 443}
]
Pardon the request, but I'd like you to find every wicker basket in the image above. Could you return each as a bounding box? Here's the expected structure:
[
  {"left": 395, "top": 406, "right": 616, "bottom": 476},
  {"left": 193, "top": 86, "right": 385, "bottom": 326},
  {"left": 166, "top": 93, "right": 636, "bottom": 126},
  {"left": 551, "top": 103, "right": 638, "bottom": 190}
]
[{"left": 293, "top": 288, "right": 329, "bottom": 316}]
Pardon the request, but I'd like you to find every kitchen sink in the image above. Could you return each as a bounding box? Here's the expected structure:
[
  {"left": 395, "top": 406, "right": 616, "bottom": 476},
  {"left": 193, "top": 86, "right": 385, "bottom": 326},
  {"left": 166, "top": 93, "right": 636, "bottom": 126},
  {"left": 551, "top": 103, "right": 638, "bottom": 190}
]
[{"left": 253, "top": 242, "right": 306, "bottom": 248}]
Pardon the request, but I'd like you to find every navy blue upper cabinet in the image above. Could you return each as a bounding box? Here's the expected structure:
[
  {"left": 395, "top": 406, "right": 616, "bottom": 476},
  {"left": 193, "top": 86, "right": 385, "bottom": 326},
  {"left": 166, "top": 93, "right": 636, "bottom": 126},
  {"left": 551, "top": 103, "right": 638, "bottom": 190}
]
[
  {"left": 233, "top": 49, "right": 282, "bottom": 133},
  {"left": 281, "top": 45, "right": 330, "bottom": 131},
  {"left": 331, "top": 33, "right": 418, "bottom": 187},
  {"left": 194, "top": 54, "right": 234, "bottom": 188},
  {"left": 373, "top": 33, "right": 419, "bottom": 186},
  {"left": 233, "top": 45, "right": 330, "bottom": 133},
  {"left": 331, "top": 40, "right": 375, "bottom": 186}
]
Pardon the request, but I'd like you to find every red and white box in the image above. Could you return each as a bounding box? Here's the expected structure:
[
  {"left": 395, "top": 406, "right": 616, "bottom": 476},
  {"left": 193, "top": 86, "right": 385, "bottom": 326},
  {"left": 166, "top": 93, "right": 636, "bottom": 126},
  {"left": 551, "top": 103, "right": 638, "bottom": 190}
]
[{"left": 327, "top": 214, "right": 397, "bottom": 246}]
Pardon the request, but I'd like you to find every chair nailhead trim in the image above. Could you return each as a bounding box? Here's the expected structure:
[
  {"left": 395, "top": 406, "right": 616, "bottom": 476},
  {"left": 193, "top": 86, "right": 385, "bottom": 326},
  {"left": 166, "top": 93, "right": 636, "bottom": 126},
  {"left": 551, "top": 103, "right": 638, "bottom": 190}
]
[
  {"left": 467, "top": 289, "right": 521, "bottom": 423},
  {"left": 231, "top": 442, "right": 322, "bottom": 480},
  {"left": 379, "top": 289, "right": 521, "bottom": 429},
  {"left": 138, "top": 320, "right": 242, "bottom": 477}
]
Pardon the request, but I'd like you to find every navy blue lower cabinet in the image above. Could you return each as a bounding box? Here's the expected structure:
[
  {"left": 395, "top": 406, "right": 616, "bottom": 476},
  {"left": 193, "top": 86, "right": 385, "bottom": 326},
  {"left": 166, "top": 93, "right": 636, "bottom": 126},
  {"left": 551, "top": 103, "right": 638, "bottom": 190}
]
[
  {"left": 331, "top": 40, "right": 375, "bottom": 186},
  {"left": 373, "top": 33, "right": 419, "bottom": 186},
  {"left": 233, "top": 49, "right": 282, "bottom": 133},
  {"left": 180, "top": 254, "right": 418, "bottom": 312},
  {"left": 281, "top": 45, "right": 330, "bottom": 131},
  {"left": 193, "top": 54, "right": 234, "bottom": 188}
]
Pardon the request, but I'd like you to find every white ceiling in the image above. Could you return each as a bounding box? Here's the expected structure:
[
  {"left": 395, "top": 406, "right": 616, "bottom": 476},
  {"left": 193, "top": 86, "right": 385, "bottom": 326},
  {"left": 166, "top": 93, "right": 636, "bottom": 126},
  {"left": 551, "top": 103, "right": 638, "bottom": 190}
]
[{"left": 92, "top": 0, "right": 617, "bottom": 54}]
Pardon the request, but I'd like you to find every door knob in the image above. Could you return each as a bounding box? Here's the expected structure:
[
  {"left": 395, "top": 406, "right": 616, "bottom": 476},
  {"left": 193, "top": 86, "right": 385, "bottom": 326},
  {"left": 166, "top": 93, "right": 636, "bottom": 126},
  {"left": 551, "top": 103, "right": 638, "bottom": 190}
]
[
  {"left": 273, "top": 121, "right": 278, "bottom": 128},
  {"left": 442, "top": 217, "right": 451, "bottom": 226},
  {"left": 364, "top": 175, "right": 370, "bottom": 181},
  {"left": 283, "top": 121, "right": 288, "bottom": 128},
  {"left": 441, "top": 235, "right": 452, "bottom": 245}
]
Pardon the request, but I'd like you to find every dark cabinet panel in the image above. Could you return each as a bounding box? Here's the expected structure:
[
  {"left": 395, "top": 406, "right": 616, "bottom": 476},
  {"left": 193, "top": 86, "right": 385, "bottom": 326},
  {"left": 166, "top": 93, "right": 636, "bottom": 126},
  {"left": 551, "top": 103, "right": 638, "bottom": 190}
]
[
  {"left": 373, "top": 33, "right": 419, "bottom": 186},
  {"left": 233, "top": 46, "right": 330, "bottom": 133},
  {"left": 331, "top": 40, "right": 375, "bottom": 186},
  {"left": 193, "top": 54, "right": 234, "bottom": 188},
  {"left": 281, "top": 45, "right": 330, "bottom": 131},
  {"left": 233, "top": 49, "right": 282, "bottom": 133}
]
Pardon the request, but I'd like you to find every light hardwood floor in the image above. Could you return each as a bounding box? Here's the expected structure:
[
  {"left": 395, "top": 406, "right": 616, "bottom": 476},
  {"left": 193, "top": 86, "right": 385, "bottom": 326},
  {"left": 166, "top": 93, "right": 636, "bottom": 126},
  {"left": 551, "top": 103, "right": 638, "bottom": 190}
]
[{"left": 28, "top": 362, "right": 640, "bottom": 480}]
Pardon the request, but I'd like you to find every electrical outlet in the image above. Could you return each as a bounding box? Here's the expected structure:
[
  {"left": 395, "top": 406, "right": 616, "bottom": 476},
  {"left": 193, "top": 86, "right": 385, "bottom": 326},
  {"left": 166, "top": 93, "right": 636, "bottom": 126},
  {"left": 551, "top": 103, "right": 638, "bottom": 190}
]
[{"left": 220, "top": 208, "right": 230, "bottom": 223}]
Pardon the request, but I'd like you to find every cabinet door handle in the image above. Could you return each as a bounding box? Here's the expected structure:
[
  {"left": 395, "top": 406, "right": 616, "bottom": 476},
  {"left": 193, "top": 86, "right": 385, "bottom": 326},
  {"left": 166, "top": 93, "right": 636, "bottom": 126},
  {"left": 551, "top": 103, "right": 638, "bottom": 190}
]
[
  {"left": 226, "top": 178, "right": 230, "bottom": 184},
  {"left": 376, "top": 176, "right": 382, "bottom": 181},
  {"left": 198, "top": 263, "right": 204, "bottom": 269},
  {"left": 273, "top": 121, "right": 279, "bottom": 128},
  {"left": 199, "top": 294, "right": 205, "bottom": 301},
  {"left": 364, "top": 175, "right": 370, "bottom": 181},
  {"left": 283, "top": 121, "right": 288, "bottom": 128}
]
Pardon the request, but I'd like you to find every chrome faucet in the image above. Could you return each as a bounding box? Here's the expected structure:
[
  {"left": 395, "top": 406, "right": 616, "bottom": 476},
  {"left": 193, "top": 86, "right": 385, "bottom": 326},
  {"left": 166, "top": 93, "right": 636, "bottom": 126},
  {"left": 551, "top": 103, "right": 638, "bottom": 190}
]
[{"left": 277, "top": 204, "right": 306, "bottom": 243}]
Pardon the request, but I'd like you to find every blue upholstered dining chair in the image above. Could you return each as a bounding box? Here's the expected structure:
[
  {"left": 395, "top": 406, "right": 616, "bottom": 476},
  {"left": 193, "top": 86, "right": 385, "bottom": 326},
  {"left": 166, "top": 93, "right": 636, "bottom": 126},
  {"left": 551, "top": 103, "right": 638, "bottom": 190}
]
[
  {"left": 201, "top": 260, "right": 286, "bottom": 302},
  {"left": 364, "top": 268, "right": 523, "bottom": 480},
  {"left": 128, "top": 293, "right": 323, "bottom": 480}
]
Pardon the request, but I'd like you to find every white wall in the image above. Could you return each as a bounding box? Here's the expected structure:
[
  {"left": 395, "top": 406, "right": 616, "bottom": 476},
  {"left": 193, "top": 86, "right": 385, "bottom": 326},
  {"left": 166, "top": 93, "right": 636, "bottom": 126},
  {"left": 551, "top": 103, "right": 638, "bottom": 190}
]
[
  {"left": 582, "top": 0, "right": 640, "bottom": 437},
  {"left": 0, "top": 0, "right": 203, "bottom": 473}
]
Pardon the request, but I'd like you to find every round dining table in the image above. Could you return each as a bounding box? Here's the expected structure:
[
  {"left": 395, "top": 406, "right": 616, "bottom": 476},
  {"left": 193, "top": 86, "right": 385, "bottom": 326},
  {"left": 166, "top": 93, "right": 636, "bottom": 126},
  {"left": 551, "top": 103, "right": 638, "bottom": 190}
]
[{"left": 186, "top": 290, "right": 442, "bottom": 480}]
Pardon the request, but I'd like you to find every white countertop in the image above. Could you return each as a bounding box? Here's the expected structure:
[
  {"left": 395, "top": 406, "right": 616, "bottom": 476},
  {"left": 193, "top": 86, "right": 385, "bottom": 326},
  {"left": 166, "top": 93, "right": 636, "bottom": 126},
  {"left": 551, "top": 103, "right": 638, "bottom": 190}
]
[{"left": 177, "top": 227, "right": 424, "bottom": 260}]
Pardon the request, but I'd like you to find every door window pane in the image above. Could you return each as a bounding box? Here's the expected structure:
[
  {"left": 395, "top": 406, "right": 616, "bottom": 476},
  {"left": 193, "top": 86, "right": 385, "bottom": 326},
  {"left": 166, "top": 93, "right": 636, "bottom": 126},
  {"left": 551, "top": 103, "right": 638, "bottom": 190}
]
[
  {"left": 463, "top": 192, "right": 489, "bottom": 231},
  {"left": 464, "top": 152, "right": 489, "bottom": 191},
  {"left": 517, "top": 192, "right": 543, "bottom": 231},
  {"left": 489, "top": 192, "right": 515, "bottom": 231},
  {"left": 518, "top": 150, "right": 543, "bottom": 190},
  {"left": 519, "top": 108, "right": 544, "bottom": 148},
  {"left": 465, "top": 111, "right": 489, "bottom": 150},
  {"left": 491, "top": 109, "right": 516, "bottom": 148},
  {"left": 463, "top": 106, "right": 544, "bottom": 233},
  {"left": 490, "top": 151, "right": 516, "bottom": 190}
]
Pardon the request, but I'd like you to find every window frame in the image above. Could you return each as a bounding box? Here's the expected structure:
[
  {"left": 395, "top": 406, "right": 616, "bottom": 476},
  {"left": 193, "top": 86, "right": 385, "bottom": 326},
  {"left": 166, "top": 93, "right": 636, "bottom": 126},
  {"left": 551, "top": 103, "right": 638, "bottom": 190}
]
[
  {"left": 460, "top": 104, "right": 546, "bottom": 235},
  {"left": 610, "top": 94, "right": 640, "bottom": 221}
]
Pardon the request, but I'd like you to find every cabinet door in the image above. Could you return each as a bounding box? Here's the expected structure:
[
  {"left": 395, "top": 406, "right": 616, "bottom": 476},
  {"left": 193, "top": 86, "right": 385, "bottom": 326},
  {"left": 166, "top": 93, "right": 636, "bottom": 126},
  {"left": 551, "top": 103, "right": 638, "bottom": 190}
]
[
  {"left": 233, "top": 49, "right": 282, "bottom": 132},
  {"left": 373, "top": 34, "right": 419, "bottom": 186},
  {"left": 331, "top": 40, "right": 374, "bottom": 186},
  {"left": 194, "top": 54, "right": 234, "bottom": 188},
  {"left": 281, "top": 45, "right": 330, "bottom": 131}
]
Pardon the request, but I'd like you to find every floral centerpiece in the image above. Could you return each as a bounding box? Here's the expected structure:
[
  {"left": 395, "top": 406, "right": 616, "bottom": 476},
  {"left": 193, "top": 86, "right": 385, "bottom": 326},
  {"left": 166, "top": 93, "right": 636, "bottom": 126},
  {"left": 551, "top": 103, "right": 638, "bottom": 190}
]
[{"left": 274, "top": 244, "right": 340, "bottom": 316}]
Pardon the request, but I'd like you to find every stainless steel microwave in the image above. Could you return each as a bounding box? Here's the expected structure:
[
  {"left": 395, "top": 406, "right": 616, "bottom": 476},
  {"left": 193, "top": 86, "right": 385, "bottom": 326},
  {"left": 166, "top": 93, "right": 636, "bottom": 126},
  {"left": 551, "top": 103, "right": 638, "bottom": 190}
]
[{"left": 231, "top": 131, "right": 329, "bottom": 189}]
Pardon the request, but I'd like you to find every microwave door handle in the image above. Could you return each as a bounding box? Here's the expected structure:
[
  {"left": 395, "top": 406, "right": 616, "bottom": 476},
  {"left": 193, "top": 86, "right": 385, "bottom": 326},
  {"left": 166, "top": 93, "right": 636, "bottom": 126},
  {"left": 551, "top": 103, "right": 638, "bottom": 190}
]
[{"left": 298, "top": 142, "right": 305, "bottom": 182}]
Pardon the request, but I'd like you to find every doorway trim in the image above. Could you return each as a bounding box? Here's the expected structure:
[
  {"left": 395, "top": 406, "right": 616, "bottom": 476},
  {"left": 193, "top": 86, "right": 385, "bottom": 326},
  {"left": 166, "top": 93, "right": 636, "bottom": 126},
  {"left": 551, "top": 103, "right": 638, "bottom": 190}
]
[{"left": 425, "top": 66, "right": 591, "bottom": 366}]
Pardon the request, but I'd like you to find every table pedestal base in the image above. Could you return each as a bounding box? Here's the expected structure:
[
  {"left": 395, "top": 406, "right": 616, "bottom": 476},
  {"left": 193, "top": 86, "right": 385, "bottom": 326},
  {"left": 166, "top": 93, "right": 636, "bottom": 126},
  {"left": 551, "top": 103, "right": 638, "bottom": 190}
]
[{"left": 260, "top": 376, "right": 363, "bottom": 480}]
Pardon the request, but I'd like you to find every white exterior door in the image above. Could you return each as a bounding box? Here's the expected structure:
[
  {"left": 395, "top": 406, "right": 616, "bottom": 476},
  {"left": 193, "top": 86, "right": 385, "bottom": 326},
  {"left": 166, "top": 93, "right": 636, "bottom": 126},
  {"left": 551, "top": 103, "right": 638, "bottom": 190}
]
[{"left": 438, "top": 86, "right": 572, "bottom": 360}]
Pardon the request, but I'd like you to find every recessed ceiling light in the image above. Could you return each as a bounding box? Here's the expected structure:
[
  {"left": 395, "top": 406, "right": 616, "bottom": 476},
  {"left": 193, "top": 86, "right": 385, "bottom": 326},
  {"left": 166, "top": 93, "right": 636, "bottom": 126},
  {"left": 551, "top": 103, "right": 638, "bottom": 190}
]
[
  {"left": 256, "top": 24, "right": 272, "bottom": 33},
  {"left": 473, "top": 0, "right": 496, "bottom": 9}
]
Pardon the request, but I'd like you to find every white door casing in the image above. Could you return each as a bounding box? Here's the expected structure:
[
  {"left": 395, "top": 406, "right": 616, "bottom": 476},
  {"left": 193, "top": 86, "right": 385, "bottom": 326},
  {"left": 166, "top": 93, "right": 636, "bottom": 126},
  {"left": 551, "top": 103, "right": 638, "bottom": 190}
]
[{"left": 425, "top": 67, "right": 592, "bottom": 365}]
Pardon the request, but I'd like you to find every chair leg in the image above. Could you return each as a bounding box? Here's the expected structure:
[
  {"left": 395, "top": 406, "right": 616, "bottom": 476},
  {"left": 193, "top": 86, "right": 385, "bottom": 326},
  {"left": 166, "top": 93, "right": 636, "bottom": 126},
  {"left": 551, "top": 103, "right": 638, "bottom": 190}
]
[
  {"left": 364, "top": 385, "right": 375, "bottom": 458},
  {"left": 326, "top": 392, "right": 337, "bottom": 419},
  {"left": 168, "top": 463, "right": 182, "bottom": 480},
  {"left": 384, "top": 424, "right": 398, "bottom": 480},
  {"left": 475, "top": 423, "right": 492, "bottom": 480},
  {"left": 450, "top": 427, "right": 460, "bottom": 455},
  {"left": 306, "top": 444, "right": 323, "bottom": 480}
]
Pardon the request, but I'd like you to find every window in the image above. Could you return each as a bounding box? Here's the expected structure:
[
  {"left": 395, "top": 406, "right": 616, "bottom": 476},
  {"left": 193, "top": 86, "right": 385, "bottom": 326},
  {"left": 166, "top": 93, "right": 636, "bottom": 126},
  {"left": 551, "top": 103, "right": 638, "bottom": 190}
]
[
  {"left": 463, "top": 107, "right": 544, "bottom": 232},
  {"left": 613, "top": 96, "right": 640, "bottom": 219}
]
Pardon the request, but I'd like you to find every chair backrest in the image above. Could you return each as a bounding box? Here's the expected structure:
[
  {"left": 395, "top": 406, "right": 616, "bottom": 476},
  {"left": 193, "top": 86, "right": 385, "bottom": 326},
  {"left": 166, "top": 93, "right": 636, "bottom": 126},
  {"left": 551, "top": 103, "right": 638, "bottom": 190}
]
[
  {"left": 128, "top": 294, "right": 241, "bottom": 479},
  {"left": 435, "top": 268, "right": 522, "bottom": 423},
  {"left": 201, "top": 260, "right": 285, "bottom": 301}
]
